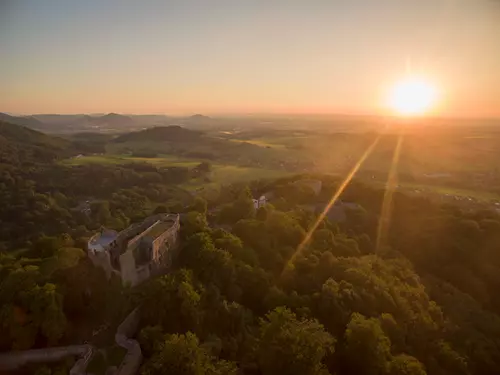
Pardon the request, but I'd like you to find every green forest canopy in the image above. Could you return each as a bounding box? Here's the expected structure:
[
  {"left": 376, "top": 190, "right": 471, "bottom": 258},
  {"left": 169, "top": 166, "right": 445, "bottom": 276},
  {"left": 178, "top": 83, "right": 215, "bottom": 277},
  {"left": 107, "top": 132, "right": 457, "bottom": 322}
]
[{"left": 2, "top": 121, "right": 500, "bottom": 375}]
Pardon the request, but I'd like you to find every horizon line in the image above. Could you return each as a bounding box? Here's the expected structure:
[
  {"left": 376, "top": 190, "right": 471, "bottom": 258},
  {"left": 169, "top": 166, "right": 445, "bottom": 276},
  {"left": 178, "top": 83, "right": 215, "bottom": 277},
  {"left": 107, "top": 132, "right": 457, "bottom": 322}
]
[{"left": 3, "top": 111, "right": 500, "bottom": 122}]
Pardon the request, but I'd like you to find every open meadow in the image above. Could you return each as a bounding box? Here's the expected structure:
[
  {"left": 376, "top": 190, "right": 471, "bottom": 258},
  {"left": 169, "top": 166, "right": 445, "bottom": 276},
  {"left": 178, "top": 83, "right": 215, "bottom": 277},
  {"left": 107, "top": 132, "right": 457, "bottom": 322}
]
[
  {"left": 61, "top": 153, "right": 292, "bottom": 195},
  {"left": 60, "top": 122, "right": 500, "bottom": 206},
  {"left": 61, "top": 153, "right": 200, "bottom": 167}
]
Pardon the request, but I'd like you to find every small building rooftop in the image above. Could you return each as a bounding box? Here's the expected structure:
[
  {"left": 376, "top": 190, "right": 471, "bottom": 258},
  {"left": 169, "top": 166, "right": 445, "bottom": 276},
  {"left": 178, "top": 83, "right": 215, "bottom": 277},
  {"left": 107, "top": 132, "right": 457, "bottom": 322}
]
[{"left": 88, "top": 229, "right": 118, "bottom": 252}]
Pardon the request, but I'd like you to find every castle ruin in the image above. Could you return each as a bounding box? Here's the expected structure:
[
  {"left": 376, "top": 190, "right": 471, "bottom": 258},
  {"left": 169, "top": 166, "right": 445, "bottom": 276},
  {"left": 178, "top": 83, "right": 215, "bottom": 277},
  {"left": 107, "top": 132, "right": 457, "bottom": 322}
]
[{"left": 87, "top": 213, "right": 180, "bottom": 286}]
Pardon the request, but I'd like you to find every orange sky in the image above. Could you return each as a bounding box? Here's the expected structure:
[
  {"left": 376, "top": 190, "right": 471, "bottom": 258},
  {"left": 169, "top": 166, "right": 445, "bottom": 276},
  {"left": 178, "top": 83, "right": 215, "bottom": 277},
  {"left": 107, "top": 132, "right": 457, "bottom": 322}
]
[{"left": 1, "top": 0, "right": 499, "bottom": 117}]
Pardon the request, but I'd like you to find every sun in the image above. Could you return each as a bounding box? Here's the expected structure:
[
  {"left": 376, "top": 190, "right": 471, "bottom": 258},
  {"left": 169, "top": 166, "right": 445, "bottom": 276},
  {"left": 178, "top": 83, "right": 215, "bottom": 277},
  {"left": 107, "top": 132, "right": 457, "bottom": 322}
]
[{"left": 388, "top": 77, "right": 438, "bottom": 116}]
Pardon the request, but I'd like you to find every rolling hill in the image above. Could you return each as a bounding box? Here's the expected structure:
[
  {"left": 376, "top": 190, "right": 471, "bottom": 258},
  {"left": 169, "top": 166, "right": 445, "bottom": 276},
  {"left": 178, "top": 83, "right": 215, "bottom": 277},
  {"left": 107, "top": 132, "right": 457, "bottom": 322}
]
[
  {"left": 29, "top": 113, "right": 137, "bottom": 133},
  {"left": 0, "top": 121, "right": 73, "bottom": 165},
  {"left": 187, "top": 114, "right": 212, "bottom": 122},
  {"left": 88, "top": 113, "right": 135, "bottom": 127},
  {"left": 0, "top": 112, "right": 47, "bottom": 130},
  {"left": 7, "top": 112, "right": 217, "bottom": 133}
]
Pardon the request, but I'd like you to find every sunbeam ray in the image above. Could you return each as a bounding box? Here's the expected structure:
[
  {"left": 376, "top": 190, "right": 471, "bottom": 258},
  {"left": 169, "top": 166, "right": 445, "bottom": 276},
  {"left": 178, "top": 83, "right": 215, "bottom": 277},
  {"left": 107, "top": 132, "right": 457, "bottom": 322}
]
[
  {"left": 280, "top": 133, "right": 383, "bottom": 279},
  {"left": 376, "top": 131, "right": 404, "bottom": 252}
]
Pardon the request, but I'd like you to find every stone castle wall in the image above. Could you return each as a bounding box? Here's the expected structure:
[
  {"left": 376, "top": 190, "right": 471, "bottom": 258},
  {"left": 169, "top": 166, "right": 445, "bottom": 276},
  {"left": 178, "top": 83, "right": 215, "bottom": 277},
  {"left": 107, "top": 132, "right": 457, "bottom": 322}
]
[
  {"left": 0, "top": 345, "right": 93, "bottom": 374},
  {"left": 115, "top": 308, "right": 142, "bottom": 375},
  {"left": 151, "top": 217, "right": 180, "bottom": 266},
  {"left": 87, "top": 213, "right": 181, "bottom": 287},
  {"left": 88, "top": 248, "right": 113, "bottom": 278},
  {"left": 135, "top": 264, "right": 151, "bottom": 285},
  {"left": 119, "top": 249, "right": 139, "bottom": 286},
  {"left": 126, "top": 220, "right": 160, "bottom": 251},
  {"left": 0, "top": 308, "right": 143, "bottom": 375}
]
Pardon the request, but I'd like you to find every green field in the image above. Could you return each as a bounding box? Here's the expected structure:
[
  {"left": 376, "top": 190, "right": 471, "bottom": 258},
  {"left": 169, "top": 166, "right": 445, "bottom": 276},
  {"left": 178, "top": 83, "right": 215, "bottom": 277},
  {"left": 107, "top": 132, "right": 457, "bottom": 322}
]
[
  {"left": 61, "top": 154, "right": 291, "bottom": 193},
  {"left": 180, "top": 165, "right": 290, "bottom": 200},
  {"left": 227, "top": 138, "right": 288, "bottom": 149},
  {"left": 398, "top": 182, "right": 500, "bottom": 202},
  {"left": 183, "top": 165, "right": 290, "bottom": 189},
  {"left": 61, "top": 154, "right": 200, "bottom": 167},
  {"left": 368, "top": 179, "right": 500, "bottom": 202}
]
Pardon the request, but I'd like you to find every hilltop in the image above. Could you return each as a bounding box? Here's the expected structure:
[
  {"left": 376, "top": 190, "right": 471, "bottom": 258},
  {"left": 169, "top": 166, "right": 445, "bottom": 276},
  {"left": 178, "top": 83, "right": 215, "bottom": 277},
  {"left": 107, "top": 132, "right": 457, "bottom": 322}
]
[
  {"left": 188, "top": 114, "right": 211, "bottom": 121},
  {"left": 58, "top": 113, "right": 135, "bottom": 130},
  {"left": 0, "top": 112, "right": 47, "bottom": 130},
  {"left": 9, "top": 113, "right": 217, "bottom": 133},
  {"left": 12, "top": 113, "right": 137, "bottom": 133},
  {"left": 89, "top": 113, "right": 134, "bottom": 127},
  {"left": 0, "top": 121, "right": 73, "bottom": 165}
]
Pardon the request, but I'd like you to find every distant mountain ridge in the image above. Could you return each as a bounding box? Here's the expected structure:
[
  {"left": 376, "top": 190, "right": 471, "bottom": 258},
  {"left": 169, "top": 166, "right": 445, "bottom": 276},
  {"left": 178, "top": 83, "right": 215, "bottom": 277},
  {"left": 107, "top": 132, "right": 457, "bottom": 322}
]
[
  {"left": 0, "top": 113, "right": 219, "bottom": 133},
  {"left": 188, "top": 114, "right": 212, "bottom": 121},
  {"left": 93, "top": 113, "right": 134, "bottom": 126},
  {"left": 15, "top": 113, "right": 135, "bottom": 131}
]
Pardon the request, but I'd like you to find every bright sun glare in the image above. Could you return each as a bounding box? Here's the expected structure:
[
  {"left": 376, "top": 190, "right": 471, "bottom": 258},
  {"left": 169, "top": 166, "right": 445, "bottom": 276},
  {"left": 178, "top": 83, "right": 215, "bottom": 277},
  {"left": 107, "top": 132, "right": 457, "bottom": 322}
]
[{"left": 388, "top": 77, "right": 438, "bottom": 116}]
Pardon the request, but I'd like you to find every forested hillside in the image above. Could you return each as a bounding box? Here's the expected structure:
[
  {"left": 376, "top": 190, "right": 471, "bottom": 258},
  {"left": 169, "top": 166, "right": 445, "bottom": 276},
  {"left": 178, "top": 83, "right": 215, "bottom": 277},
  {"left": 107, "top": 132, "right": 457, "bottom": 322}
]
[
  {"left": 0, "top": 121, "right": 72, "bottom": 165},
  {"left": 129, "top": 180, "right": 500, "bottom": 375},
  {"left": 0, "top": 113, "right": 46, "bottom": 130},
  {"left": 1, "top": 122, "right": 500, "bottom": 375},
  {"left": 0, "top": 122, "right": 198, "bottom": 371},
  {"left": 0, "top": 122, "right": 196, "bottom": 249}
]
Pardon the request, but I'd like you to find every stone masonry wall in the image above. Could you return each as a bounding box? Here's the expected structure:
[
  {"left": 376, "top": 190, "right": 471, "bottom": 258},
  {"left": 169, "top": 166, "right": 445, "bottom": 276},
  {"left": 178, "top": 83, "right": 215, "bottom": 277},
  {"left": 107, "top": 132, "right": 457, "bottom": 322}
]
[
  {"left": 119, "top": 249, "right": 138, "bottom": 286},
  {"left": 115, "top": 308, "right": 142, "bottom": 375},
  {"left": 0, "top": 345, "right": 94, "bottom": 374},
  {"left": 151, "top": 217, "right": 180, "bottom": 269},
  {"left": 88, "top": 249, "right": 113, "bottom": 278}
]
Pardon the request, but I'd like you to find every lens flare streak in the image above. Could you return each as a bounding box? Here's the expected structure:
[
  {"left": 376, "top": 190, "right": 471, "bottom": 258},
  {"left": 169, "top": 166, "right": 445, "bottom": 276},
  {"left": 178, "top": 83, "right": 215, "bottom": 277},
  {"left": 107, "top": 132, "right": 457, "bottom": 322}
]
[
  {"left": 280, "top": 134, "right": 383, "bottom": 278},
  {"left": 376, "top": 132, "right": 404, "bottom": 252}
]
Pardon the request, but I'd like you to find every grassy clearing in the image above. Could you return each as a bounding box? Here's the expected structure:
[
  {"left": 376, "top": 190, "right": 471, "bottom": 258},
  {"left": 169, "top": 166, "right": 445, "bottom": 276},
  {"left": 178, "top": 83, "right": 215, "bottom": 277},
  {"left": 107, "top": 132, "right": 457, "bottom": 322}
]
[
  {"left": 61, "top": 154, "right": 291, "bottom": 197},
  {"left": 228, "top": 138, "right": 288, "bottom": 149},
  {"left": 182, "top": 165, "right": 291, "bottom": 191},
  {"left": 398, "top": 182, "right": 500, "bottom": 202},
  {"left": 226, "top": 135, "right": 309, "bottom": 150},
  {"left": 61, "top": 155, "right": 123, "bottom": 165},
  {"left": 211, "top": 165, "right": 290, "bottom": 183},
  {"left": 181, "top": 164, "right": 291, "bottom": 201},
  {"left": 62, "top": 154, "right": 290, "bottom": 184},
  {"left": 366, "top": 180, "right": 500, "bottom": 202},
  {"left": 61, "top": 154, "right": 199, "bottom": 167},
  {"left": 367, "top": 178, "right": 500, "bottom": 203}
]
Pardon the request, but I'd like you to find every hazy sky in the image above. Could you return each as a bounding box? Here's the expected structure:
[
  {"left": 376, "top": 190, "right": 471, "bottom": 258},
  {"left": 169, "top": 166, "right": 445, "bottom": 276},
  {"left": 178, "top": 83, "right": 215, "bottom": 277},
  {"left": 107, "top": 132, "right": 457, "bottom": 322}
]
[{"left": 1, "top": 0, "right": 499, "bottom": 116}]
